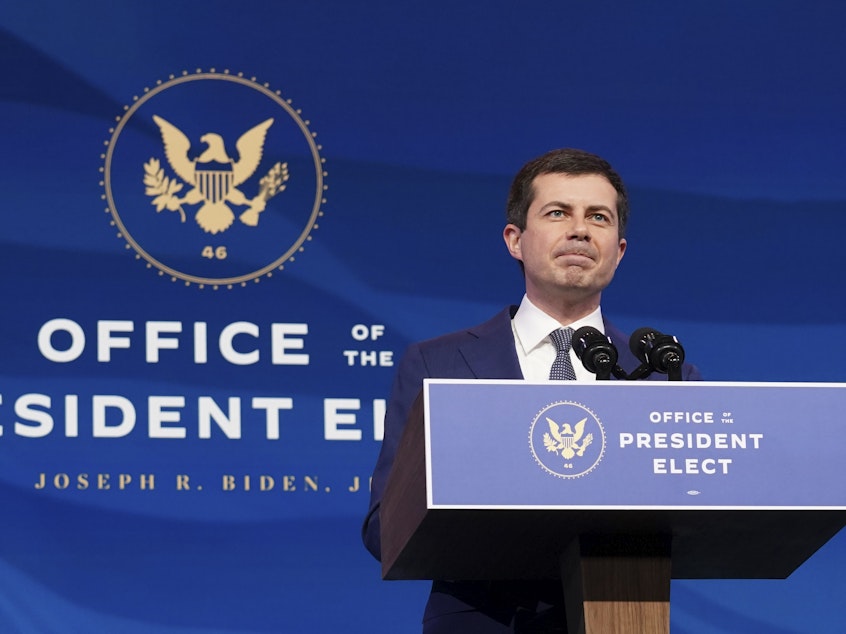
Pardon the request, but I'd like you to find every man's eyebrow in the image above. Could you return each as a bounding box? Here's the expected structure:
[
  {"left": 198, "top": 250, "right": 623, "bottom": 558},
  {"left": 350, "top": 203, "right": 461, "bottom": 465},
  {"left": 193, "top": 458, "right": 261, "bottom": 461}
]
[{"left": 538, "top": 201, "right": 573, "bottom": 211}]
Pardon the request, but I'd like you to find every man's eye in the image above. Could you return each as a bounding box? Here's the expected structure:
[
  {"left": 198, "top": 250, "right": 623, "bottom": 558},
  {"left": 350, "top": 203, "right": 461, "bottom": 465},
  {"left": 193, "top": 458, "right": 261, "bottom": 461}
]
[
  {"left": 591, "top": 213, "right": 609, "bottom": 222},
  {"left": 548, "top": 210, "right": 564, "bottom": 217}
]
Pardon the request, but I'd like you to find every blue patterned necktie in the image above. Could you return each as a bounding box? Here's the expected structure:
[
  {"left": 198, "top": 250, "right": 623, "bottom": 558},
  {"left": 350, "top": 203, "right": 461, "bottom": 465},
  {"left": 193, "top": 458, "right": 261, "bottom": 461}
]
[{"left": 549, "top": 327, "right": 577, "bottom": 380}]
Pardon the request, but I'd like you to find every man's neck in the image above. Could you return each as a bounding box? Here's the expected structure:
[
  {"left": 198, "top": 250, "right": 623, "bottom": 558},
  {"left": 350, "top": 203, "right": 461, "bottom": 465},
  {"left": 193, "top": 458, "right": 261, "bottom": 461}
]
[{"left": 525, "top": 291, "right": 601, "bottom": 326}]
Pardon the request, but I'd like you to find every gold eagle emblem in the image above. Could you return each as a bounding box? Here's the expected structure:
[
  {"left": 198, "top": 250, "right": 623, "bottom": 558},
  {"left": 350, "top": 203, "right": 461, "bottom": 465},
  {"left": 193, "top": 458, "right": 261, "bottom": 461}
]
[
  {"left": 143, "top": 115, "right": 289, "bottom": 234},
  {"left": 543, "top": 416, "right": 593, "bottom": 460}
]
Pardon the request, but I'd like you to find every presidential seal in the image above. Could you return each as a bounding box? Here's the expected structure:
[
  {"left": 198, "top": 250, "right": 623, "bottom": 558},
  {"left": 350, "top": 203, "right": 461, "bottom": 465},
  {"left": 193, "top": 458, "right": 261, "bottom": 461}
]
[
  {"left": 529, "top": 401, "right": 606, "bottom": 479},
  {"left": 100, "top": 70, "right": 326, "bottom": 288}
]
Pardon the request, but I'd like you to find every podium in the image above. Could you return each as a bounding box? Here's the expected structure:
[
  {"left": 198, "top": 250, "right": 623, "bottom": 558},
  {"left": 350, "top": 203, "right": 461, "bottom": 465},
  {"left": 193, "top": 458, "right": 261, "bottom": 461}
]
[{"left": 380, "top": 380, "right": 846, "bottom": 633}]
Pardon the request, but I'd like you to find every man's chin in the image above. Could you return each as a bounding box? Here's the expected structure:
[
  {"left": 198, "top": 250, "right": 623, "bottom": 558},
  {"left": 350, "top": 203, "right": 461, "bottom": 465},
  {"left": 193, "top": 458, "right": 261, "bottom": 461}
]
[{"left": 554, "top": 273, "right": 613, "bottom": 296}]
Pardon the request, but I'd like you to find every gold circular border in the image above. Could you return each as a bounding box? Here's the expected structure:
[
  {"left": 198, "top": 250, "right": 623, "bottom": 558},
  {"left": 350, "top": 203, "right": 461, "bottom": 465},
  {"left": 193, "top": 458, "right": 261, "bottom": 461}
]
[
  {"left": 528, "top": 400, "right": 606, "bottom": 479},
  {"left": 100, "top": 69, "right": 326, "bottom": 289}
]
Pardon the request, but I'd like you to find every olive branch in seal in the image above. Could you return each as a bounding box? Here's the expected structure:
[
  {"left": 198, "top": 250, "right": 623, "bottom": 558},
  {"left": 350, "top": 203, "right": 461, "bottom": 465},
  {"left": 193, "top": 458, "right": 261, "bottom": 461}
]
[
  {"left": 143, "top": 158, "right": 186, "bottom": 222},
  {"left": 239, "top": 161, "right": 290, "bottom": 226},
  {"left": 258, "top": 161, "right": 289, "bottom": 200}
]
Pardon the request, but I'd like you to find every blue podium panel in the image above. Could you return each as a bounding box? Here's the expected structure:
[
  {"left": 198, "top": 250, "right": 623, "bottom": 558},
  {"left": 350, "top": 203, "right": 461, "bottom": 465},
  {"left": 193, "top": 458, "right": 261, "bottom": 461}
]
[{"left": 423, "top": 380, "right": 846, "bottom": 510}]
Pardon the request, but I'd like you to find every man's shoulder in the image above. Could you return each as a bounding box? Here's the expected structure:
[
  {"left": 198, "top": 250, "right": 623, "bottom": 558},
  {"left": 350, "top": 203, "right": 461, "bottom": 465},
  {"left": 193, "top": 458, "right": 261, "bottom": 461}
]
[
  {"left": 399, "top": 305, "right": 522, "bottom": 380},
  {"left": 415, "top": 306, "right": 517, "bottom": 351}
]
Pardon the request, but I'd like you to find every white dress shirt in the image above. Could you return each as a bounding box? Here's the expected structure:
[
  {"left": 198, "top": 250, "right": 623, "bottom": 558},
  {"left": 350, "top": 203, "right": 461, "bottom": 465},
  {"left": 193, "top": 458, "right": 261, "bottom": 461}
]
[{"left": 510, "top": 295, "right": 606, "bottom": 382}]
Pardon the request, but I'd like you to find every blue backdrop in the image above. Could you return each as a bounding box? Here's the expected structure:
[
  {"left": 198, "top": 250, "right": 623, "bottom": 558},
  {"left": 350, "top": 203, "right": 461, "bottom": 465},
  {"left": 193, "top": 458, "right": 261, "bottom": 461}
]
[{"left": 2, "top": 2, "right": 845, "bottom": 632}]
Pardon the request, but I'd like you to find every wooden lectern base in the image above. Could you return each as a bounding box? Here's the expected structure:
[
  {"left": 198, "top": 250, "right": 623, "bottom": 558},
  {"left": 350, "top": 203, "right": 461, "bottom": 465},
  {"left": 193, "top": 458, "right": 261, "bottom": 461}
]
[{"left": 561, "top": 536, "right": 671, "bottom": 634}]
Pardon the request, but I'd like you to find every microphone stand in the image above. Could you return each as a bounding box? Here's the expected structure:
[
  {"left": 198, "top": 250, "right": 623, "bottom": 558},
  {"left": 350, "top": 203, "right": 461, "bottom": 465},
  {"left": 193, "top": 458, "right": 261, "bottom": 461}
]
[
  {"left": 593, "top": 355, "right": 614, "bottom": 381},
  {"left": 665, "top": 354, "right": 683, "bottom": 381},
  {"left": 610, "top": 365, "right": 629, "bottom": 380},
  {"left": 626, "top": 364, "right": 653, "bottom": 381}
]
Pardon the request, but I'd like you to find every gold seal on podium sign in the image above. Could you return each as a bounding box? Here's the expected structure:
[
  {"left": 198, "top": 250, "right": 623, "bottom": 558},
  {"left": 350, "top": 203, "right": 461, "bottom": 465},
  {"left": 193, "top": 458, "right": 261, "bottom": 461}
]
[{"left": 529, "top": 400, "right": 606, "bottom": 479}]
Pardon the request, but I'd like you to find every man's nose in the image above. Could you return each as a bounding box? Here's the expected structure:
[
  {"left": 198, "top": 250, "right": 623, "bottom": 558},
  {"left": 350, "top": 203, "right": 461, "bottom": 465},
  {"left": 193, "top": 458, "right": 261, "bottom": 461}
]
[{"left": 567, "top": 214, "right": 590, "bottom": 239}]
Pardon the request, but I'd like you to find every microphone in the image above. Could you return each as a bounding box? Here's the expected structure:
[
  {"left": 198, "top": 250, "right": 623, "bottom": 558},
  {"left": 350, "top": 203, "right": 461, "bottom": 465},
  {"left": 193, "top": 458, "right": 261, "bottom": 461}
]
[
  {"left": 629, "top": 327, "right": 685, "bottom": 380},
  {"left": 572, "top": 326, "right": 620, "bottom": 380}
]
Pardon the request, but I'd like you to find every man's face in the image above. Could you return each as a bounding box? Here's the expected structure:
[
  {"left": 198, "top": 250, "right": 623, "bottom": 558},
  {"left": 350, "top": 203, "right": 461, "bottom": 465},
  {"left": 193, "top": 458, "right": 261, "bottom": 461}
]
[{"left": 503, "top": 172, "right": 627, "bottom": 307}]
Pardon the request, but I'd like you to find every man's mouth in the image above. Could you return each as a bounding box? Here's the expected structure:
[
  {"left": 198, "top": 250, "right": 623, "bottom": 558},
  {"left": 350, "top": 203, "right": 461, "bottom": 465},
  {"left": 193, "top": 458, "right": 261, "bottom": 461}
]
[{"left": 556, "top": 250, "right": 595, "bottom": 262}]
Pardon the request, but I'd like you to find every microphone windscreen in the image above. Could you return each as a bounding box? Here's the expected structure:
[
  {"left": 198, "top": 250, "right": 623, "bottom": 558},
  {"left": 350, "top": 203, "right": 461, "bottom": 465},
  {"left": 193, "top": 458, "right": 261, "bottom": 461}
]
[
  {"left": 572, "top": 326, "right": 604, "bottom": 360},
  {"left": 629, "top": 327, "right": 660, "bottom": 362}
]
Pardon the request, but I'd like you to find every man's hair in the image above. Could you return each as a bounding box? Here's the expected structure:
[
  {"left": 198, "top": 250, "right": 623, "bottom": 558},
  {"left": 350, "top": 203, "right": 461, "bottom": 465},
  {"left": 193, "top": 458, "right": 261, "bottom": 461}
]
[{"left": 505, "top": 148, "right": 629, "bottom": 238}]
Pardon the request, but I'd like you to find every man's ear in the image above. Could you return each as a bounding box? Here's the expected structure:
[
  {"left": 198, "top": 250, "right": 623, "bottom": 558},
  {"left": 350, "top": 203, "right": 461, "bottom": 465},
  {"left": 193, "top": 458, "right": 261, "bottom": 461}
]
[
  {"left": 503, "top": 224, "right": 522, "bottom": 261},
  {"left": 616, "top": 238, "right": 627, "bottom": 266}
]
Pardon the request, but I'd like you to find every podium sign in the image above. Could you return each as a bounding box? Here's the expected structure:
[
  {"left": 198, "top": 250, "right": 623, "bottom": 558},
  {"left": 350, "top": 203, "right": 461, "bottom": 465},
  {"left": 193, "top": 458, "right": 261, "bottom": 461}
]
[{"left": 424, "top": 380, "right": 846, "bottom": 509}]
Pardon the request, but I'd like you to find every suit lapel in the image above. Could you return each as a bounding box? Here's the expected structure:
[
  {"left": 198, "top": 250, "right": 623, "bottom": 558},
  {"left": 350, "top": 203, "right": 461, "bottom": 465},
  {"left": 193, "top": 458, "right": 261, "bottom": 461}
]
[{"left": 457, "top": 306, "right": 523, "bottom": 380}]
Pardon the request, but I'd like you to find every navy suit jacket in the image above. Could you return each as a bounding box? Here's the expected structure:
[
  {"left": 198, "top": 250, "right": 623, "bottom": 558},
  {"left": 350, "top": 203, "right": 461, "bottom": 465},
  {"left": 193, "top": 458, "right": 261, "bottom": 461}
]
[{"left": 362, "top": 306, "right": 701, "bottom": 631}]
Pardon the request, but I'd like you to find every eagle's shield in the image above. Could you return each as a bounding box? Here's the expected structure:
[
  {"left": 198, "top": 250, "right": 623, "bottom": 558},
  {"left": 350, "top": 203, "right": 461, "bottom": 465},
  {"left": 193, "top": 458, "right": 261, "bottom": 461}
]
[{"left": 195, "top": 161, "right": 233, "bottom": 204}]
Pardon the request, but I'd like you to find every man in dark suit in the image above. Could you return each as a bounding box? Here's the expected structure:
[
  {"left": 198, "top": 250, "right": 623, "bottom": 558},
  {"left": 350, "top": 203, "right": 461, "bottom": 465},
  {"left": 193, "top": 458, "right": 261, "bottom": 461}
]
[{"left": 362, "top": 149, "right": 700, "bottom": 632}]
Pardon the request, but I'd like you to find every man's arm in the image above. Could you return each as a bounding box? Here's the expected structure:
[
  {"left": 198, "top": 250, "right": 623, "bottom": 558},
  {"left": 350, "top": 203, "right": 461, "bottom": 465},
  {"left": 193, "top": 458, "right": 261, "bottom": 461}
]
[{"left": 362, "top": 342, "right": 429, "bottom": 560}]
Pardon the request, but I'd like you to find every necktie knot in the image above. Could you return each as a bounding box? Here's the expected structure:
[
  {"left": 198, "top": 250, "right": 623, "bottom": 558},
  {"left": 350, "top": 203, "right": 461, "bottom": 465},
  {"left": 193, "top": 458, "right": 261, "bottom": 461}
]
[{"left": 549, "top": 327, "right": 577, "bottom": 381}]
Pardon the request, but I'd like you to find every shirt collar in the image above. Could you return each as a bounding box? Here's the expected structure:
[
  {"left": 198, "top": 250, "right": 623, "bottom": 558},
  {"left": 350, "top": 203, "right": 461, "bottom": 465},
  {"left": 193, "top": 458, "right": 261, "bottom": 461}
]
[{"left": 512, "top": 294, "right": 605, "bottom": 355}]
